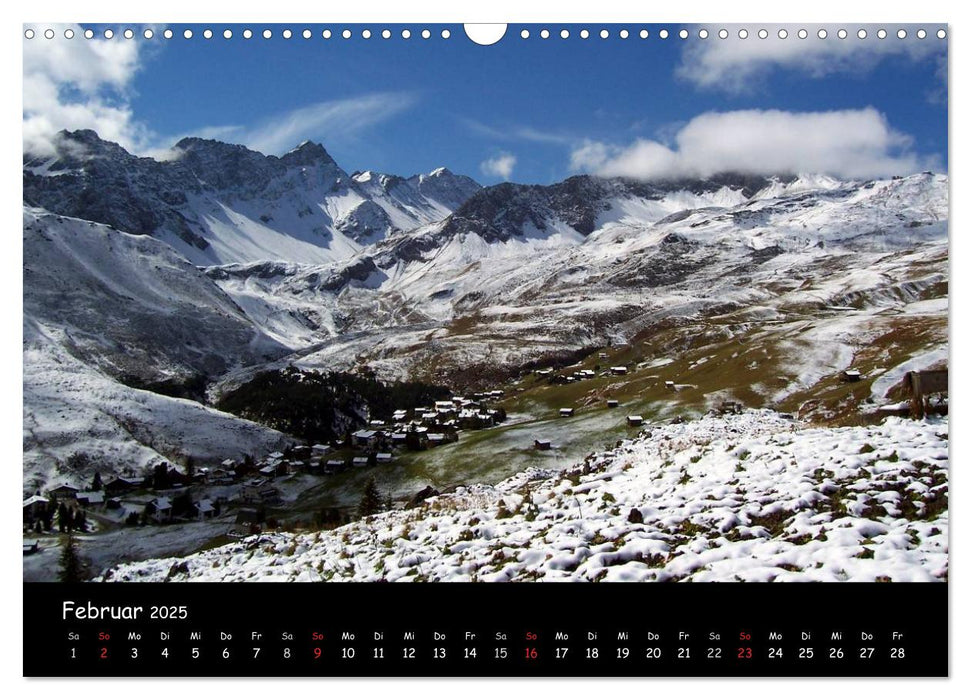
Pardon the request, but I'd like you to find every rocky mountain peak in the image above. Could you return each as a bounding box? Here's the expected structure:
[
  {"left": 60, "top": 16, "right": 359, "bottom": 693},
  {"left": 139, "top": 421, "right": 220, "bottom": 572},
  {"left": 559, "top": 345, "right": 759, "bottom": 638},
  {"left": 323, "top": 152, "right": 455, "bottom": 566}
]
[
  {"left": 280, "top": 140, "right": 337, "bottom": 167},
  {"left": 26, "top": 129, "right": 134, "bottom": 167},
  {"left": 172, "top": 136, "right": 265, "bottom": 158},
  {"left": 57, "top": 128, "right": 117, "bottom": 149},
  {"left": 412, "top": 167, "right": 482, "bottom": 210}
]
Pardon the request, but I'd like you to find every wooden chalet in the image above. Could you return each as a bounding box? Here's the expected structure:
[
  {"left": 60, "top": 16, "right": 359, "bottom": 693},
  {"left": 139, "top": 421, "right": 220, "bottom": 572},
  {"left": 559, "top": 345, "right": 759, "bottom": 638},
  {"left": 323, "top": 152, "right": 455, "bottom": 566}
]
[
  {"left": 76, "top": 491, "right": 105, "bottom": 507},
  {"left": 49, "top": 484, "right": 80, "bottom": 500},
  {"left": 325, "top": 459, "right": 346, "bottom": 472},
  {"left": 352, "top": 429, "right": 380, "bottom": 447},
  {"left": 146, "top": 497, "right": 173, "bottom": 523},
  {"left": 23, "top": 494, "right": 48, "bottom": 521}
]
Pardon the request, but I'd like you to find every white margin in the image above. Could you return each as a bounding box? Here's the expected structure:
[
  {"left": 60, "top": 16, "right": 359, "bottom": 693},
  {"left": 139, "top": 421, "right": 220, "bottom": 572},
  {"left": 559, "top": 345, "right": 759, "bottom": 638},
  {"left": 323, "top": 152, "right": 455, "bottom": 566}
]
[{"left": 3, "top": 1, "right": 963, "bottom": 699}]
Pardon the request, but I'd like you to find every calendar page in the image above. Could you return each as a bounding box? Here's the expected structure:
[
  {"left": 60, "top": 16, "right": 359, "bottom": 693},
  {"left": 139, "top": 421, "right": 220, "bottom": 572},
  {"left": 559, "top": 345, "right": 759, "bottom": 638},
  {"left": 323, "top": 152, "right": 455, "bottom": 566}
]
[{"left": 21, "top": 20, "right": 948, "bottom": 677}]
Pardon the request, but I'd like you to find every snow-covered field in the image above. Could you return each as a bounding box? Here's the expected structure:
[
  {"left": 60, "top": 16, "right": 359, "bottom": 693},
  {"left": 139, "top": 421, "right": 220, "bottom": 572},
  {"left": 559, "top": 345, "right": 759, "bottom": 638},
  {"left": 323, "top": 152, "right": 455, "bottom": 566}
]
[{"left": 103, "top": 411, "right": 948, "bottom": 583}]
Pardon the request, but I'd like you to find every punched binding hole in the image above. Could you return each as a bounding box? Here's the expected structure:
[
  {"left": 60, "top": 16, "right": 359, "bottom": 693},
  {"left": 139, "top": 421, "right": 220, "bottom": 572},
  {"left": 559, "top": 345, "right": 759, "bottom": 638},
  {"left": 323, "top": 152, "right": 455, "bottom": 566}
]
[{"left": 463, "top": 24, "right": 507, "bottom": 45}]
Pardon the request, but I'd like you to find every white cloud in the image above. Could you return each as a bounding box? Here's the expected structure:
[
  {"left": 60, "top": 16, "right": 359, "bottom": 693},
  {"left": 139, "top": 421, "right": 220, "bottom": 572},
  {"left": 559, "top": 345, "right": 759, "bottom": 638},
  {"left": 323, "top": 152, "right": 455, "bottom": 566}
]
[
  {"left": 480, "top": 152, "right": 517, "bottom": 180},
  {"left": 462, "top": 118, "right": 572, "bottom": 145},
  {"left": 678, "top": 25, "right": 943, "bottom": 94},
  {"left": 151, "top": 93, "right": 417, "bottom": 160},
  {"left": 206, "top": 92, "right": 418, "bottom": 156},
  {"left": 569, "top": 140, "right": 617, "bottom": 172},
  {"left": 23, "top": 24, "right": 152, "bottom": 155},
  {"left": 569, "top": 108, "right": 935, "bottom": 181},
  {"left": 927, "top": 54, "right": 948, "bottom": 105},
  {"left": 23, "top": 28, "right": 416, "bottom": 159}
]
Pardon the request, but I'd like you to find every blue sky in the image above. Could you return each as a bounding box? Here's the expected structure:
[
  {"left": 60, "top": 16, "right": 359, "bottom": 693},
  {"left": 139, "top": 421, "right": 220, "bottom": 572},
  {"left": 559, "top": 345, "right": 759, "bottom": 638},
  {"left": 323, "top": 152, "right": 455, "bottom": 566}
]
[{"left": 24, "top": 23, "right": 948, "bottom": 184}]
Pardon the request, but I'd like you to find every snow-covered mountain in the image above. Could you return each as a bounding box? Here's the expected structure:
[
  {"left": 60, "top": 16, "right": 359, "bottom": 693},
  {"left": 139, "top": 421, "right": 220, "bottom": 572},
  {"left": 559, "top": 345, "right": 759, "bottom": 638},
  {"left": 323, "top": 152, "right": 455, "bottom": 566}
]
[
  {"left": 22, "top": 132, "right": 479, "bottom": 490},
  {"left": 208, "top": 171, "right": 947, "bottom": 396},
  {"left": 21, "top": 127, "right": 949, "bottom": 496},
  {"left": 23, "top": 130, "right": 481, "bottom": 266}
]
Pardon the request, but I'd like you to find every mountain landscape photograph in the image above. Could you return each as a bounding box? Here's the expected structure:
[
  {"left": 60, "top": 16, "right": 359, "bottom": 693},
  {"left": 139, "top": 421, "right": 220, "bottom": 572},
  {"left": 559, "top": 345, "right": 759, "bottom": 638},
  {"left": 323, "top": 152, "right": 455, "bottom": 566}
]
[{"left": 22, "top": 23, "right": 948, "bottom": 584}]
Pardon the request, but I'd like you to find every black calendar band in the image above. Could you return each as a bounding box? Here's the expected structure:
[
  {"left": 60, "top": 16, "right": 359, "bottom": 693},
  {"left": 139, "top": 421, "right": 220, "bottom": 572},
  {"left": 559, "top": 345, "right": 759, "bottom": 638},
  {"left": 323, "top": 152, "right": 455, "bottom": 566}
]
[{"left": 24, "top": 582, "right": 947, "bottom": 677}]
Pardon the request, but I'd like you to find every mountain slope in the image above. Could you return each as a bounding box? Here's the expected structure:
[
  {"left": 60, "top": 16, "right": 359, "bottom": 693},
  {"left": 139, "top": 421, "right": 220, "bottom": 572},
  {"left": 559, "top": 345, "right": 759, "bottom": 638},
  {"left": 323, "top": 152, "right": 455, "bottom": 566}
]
[
  {"left": 23, "top": 326, "right": 293, "bottom": 494},
  {"left": 24, "top": 207, "right": 288, "bottom": 385},
  {"left": 23, "top": 207, "right": 295, "bottom": 490},
  {"left": 102, "top": 410, "right": 948, "bottom": 583},
  {"left": 206, "top": 172, "right": 946, "bottom": 411}
]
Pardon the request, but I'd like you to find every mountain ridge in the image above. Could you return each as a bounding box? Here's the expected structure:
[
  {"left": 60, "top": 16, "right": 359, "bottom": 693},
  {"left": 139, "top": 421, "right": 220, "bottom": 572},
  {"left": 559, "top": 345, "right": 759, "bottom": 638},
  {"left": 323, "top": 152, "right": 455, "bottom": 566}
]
[{"left": 23, "top": 129, "right": 483, "bottom": 266}]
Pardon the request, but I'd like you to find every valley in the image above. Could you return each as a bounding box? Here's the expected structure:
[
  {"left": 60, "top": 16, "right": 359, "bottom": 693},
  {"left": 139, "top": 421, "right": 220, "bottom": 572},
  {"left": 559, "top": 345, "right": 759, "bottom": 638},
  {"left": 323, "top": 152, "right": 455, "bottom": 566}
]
[{"left": 21, "top": 131, "right": 948, "bottom": 582}]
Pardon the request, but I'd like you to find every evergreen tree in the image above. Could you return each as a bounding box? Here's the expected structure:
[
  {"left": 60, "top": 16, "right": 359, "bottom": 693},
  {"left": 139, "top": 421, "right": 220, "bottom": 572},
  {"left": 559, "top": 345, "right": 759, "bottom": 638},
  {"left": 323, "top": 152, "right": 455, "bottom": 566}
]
[
  {"left": 358, "top": 477, "right": 383, "bottom": 518},
  {"left": 57, "top": 502, "right": 69, "bottom": 533},
  {"left": 406, "top": 428, "right": 426, "bottom": 451},
  {"left": 66, "top": 452, "right": 92, "bottom": 472},
  {"left": 58, "top": 534, "right": 88, "bottom": 583},
  {"left": 42, "top": 500, "right": 54, "bottom": 531},
  {"left": 172, "top": 492, "right": 194, "bottom": 518},
  {"left": 91, "top": 471, "right": 102, "bottom": 491},
  {"left": 153, "top": 463, "right": 170, "bottom": 489}
]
